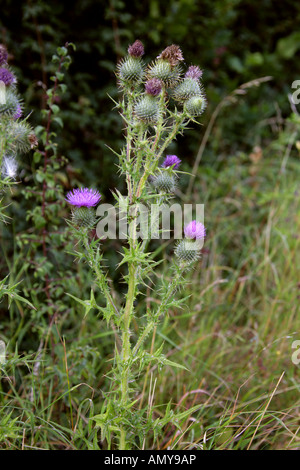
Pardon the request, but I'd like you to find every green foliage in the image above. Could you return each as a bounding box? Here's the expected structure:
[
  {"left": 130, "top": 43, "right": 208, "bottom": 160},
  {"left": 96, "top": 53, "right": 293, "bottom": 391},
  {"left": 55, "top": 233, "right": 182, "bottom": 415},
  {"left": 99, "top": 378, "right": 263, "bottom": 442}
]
[{"left": 0, "top": 0, "right": 299, "bottom": 452}]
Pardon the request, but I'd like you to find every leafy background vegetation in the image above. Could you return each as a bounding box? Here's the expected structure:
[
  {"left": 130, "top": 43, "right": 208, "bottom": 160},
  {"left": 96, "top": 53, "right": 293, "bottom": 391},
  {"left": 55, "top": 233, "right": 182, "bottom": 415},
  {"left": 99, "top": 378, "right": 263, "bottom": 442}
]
[{"left": 0, "top": 0, "right": 299, "bottom": 449}]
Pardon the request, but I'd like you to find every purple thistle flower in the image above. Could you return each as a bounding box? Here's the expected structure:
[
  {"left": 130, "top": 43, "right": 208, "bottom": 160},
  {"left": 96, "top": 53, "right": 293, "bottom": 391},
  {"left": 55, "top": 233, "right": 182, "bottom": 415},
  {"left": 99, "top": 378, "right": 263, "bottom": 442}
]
[
  {"left": 161, "top": 155, "right": 181, "bottom": 170},
  {"left": 0, "top": 45, "right": 8, "bottom": 66},
  {"left": 65, "top": 188, "right": 101, "bottom": 207},
  {"left": 185, "top": 65, "right": 203, "bottom": 80},
  {"left": 0, "top": 67, "right": 16, "bottom": 86},
  {"left": 13, "top": 103, "right": 23, "bottom": 120},
  {"left": 184, "top": 220, "right": 206, "bottom": 240},
  {"left": 128, "top": 40, "right": 144, "bottom": 58},
  {"left": 145, "top": 78, "right": 162, "bottom": 97}
]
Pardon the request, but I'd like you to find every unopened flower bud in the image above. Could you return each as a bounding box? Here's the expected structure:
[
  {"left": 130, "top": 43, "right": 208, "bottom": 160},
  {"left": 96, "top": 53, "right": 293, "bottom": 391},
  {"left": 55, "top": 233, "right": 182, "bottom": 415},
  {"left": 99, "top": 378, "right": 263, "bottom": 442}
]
[
  {"left": 184, "top": 95, "right": 206, "bottom": 116},
  {"left": 147, "top": 60, "right": 181, "bottom": 89},
  {"left": 152, "top": 172, "right": 177, "bottom": 193},
  {"left": 172, "top": 77, "right": 202, "bottom": 102},
  {"left": 0, "top": 89, "right": 21, "bottom": 117},
  {"left": 174, "top": 239, "right": 202, "bottom": 264},
  {"left": 72, "top": 206, "right": 97, "bottom": 228},
  {"left": 134, "top": 95, "right": 161, "bottom": 124},
  {"left": 117, "top": 57, "right": 144, "bottom": 85}
]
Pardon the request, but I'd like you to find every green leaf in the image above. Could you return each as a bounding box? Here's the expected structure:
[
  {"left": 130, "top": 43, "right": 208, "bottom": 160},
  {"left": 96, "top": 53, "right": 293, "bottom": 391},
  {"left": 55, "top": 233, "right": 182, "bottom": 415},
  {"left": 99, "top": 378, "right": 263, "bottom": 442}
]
[{"left": 277, "top": 32, "right": 300, "bottom": 59}]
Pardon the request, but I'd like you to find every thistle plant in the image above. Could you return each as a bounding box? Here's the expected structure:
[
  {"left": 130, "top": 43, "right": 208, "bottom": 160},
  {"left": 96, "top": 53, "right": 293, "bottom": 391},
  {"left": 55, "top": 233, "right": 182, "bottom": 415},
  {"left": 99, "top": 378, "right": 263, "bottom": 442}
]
[
  {"left": 66, "top": 40, "right": 207, "bottom": 449},
  {"left": 0, "top": 44, "right": 36, "bottom": 309},
  {"left": 0, "top": 44, "right": 36, "bottom": 223}
]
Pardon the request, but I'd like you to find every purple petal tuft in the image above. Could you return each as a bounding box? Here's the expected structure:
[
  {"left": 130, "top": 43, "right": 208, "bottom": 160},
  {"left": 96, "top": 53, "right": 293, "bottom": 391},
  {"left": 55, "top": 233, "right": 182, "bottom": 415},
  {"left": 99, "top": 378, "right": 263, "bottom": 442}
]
[{"left": 65, "top": 188, "right": 101, "bottom": 207}]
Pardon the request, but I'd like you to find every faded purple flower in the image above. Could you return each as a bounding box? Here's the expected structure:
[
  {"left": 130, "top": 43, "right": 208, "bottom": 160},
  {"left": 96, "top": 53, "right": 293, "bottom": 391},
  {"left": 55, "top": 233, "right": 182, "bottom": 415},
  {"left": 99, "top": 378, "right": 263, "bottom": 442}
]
[
  {"left": 128, "top": 40, "right": 144, "bottom": 58},
  {"left": 161, "top": 155, "right": 181, "bottom": 170},
  {"left": 13, "top": 103, "right": 23, "bottom": 120},
  {"left": 65, "top": 188, "right": 101, "bottom": 207},
  {"left": 0, "top": 67, "right": 16, "bottom": 86},
  {"left": 184, "top": 220, "right": 206, "bottom": 240},
  {"left": 145, "top": 78, "right": 162, "bottom": 96},
  {"left": 0, "top": 45, "right": 8, "bottom": 66},
  {"left": 157, "top": 45, "right": 184, "bottom": 67},
  {"left": 185, "top": 65, "right": 203, "bottom": 80}
]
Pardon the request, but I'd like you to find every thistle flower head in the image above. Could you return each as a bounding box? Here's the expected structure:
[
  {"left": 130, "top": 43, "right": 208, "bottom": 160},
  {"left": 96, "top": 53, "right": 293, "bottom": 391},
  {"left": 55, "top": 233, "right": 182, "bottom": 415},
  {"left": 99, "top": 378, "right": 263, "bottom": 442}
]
[
  {"left": 157, "top": 45, "right": 184, "bottom": 67},
  {"left": 0, "top": 88, "right": 21, "bottom": 117},
  {"left": 0, "top": 45, "right": 8, "bottom": 66},
  {"left": 185, "top": 65, "right": 203, "bottom": 80},
  {"left": 65, "top": 188, "right": 101, "bottom": 207},
  {"left": 175, "top": 220, "right": 206, "bottom": 265},
  {"left": 184, "top": 220, "right": 206, "bottom": 240},
  {"left": 146, "top": 60, "right": 182, "bottom": 88},
  {"left": 134, "top": 94, "right": 161, "bottom": 124},
  {"left": 0, "top": 67, "right": 16, "bottom": 86},
  {"left": 184, "top": 94, "right": 206, "bottom": 116},
  {"left": 128, "top": 39, "right": 144, "bottom": 58},
  {"left": 161, "top": 155, "right": 181, "bottom": 170},
  {"left": 117, "top": 57, "right": 144, "bottom": 85},
  {"left": 6, "top": 121, "right": 32, "bottom": 153},
  {"left": 172, "top": 78, "right": 202, "bottom": 102},
  {"left": 152, "top": 172, "right": 177, "bottom": 193},
  {"left": 145, "top": 78, "right": 162, "bottom": 97},
  {"left": 13, "top": 103, "right": 23, "bottom": 120}
]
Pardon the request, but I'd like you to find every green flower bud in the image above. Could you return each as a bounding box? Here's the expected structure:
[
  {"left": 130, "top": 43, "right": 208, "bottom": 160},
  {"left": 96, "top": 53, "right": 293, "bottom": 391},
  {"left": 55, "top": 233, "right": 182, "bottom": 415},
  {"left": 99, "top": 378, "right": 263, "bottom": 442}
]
[
  {"left": 184, "top": 95, "right": 206, "bottom": 116},
  {"left": 174, "top": 239, "right": 201, "bottom": 264},
  {"left": 147, "top": 60, "right": 181, "bottom": 88},
  {"left": 152, "top": 172, "right": 177, "bottom": 193},
  {"left": 117, "top": 56, "right": 144, "bottom": 85},
  {"left": 7, "top": 121, "right": 32, "bottom": 153},
  {"left": 0, "top": 89, "right": 21, "bottom": 117},
  {"left": 172, "top": 77, "right": 202, "bottom": 102},
  {"left": 134, "top": 95, "right": 161, "bottom": 124},
  {"left": 72, "top": 206, "right": 97, "bottom": 228}
]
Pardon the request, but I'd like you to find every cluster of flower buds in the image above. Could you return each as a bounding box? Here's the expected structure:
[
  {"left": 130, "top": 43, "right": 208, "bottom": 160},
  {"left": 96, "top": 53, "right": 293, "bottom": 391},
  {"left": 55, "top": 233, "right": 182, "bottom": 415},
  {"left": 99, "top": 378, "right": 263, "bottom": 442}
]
[
  {"left": 173, "top": 65, "right": 206, "bottom": 116},
  {"left": 116, "top": 41, "right": 206, "bottom": 125},
  {"left": 0, "top": 44, "right": 37, "bottom": 180}
]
